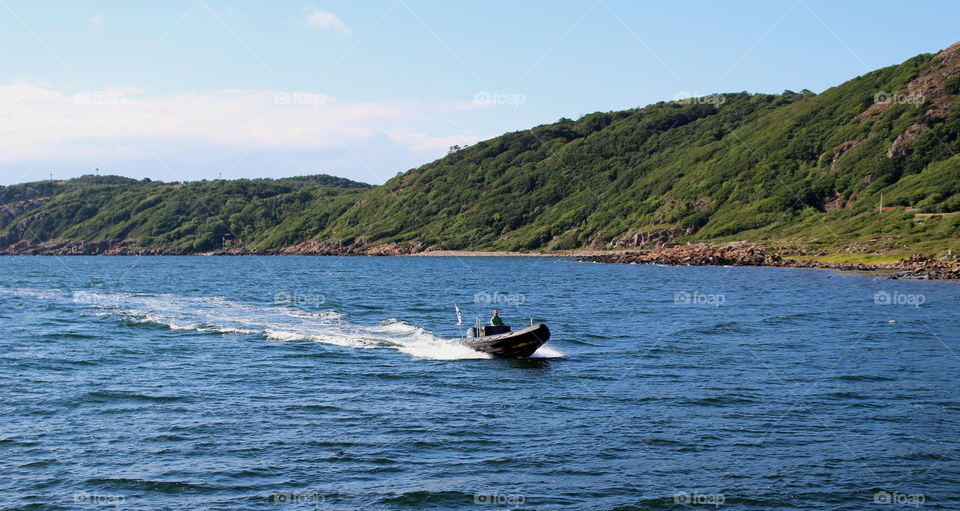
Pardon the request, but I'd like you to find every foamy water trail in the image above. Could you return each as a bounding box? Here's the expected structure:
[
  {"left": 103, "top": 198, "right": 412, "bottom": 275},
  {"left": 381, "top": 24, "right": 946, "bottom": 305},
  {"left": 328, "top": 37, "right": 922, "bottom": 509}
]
[
  {"left": 530, "top": 345, "right": 565, "bottom": 358},
  {"left": 2, "top": 287, "right": 517, "bottom": 360}
]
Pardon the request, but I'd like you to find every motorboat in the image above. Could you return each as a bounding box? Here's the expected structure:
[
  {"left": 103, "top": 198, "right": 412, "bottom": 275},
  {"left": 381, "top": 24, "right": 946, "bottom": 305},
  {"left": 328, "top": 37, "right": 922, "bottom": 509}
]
[{"left": 460, "top": 323, "right": 550, "bottom": 358}]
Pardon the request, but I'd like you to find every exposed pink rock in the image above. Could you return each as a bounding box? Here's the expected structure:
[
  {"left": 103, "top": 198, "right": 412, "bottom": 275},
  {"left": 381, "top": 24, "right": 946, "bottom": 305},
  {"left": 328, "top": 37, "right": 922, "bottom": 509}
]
[{"left": 826, "top": 140, "right": 864, "bottom": 170}]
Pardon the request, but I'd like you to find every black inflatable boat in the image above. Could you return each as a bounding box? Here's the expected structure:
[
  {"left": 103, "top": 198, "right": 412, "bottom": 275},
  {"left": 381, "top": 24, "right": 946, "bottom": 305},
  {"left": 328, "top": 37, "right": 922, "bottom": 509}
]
[{"left": 460, "top": 323, "right": 550, "bottom": 358}]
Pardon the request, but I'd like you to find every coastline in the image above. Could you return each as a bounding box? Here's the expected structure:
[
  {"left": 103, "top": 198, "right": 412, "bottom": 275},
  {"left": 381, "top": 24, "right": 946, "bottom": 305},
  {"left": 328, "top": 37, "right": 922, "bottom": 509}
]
[
  {"left": 2, "top": 239, "right": 957, "bottom": 281},
  {"left": 575, "top": 243, "right": 960, "bottom": 281}
]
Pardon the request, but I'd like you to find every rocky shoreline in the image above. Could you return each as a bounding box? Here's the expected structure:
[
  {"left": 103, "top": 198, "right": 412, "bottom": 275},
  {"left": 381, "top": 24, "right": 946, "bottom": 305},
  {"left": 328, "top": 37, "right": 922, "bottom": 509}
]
[
  {"left": 2, "top": 238, "right": 958, "bottom": 281},
  {"left": 578, "top": 242, "right": 960, "bottom": 280},
  {"left": 0, "top": 239, "right": 428, "bottom": 256}
]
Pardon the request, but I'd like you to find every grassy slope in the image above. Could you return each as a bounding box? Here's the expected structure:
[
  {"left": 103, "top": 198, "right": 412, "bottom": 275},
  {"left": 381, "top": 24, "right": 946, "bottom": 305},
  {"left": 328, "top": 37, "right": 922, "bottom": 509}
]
[{"left": 321, "top": 47, "right": 960, "bottom": 256}]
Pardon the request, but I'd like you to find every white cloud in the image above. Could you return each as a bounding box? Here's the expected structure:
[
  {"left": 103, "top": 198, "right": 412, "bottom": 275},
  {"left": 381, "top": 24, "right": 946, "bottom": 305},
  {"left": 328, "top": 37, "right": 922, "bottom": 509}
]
[
  {"left": 303, "top": 7, "right": 350, "bottom": 36},
  {"left": 89, "top": 14, "right": 105, "bottom": 28},
  {"left": 0, "top": 82, "right": 481, "bottom": 170}
]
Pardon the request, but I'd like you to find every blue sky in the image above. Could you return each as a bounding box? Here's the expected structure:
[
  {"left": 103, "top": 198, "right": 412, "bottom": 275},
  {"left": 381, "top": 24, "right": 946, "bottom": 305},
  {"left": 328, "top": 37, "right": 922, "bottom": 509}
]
[{"left": 0, "top": 0, "right": 957, "bottom": 186}]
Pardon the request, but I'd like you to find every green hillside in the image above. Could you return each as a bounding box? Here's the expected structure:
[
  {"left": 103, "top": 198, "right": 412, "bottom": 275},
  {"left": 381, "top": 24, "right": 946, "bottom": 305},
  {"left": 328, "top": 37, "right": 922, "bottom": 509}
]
[
  {"left": 2, "top": 42, "right": 959, "bottom": 256},
  {"left": 320, "top": 42, "right": 960, "bottom": 256},
  {"left": 0, "top": 175, "right": 370, "bottom": 252}
]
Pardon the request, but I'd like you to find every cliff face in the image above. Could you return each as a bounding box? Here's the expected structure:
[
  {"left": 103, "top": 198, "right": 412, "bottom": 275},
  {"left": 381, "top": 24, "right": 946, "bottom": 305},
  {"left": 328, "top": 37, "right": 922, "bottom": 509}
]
[{"left": 870, "top": 41, "right": 960, "bottom": 158}]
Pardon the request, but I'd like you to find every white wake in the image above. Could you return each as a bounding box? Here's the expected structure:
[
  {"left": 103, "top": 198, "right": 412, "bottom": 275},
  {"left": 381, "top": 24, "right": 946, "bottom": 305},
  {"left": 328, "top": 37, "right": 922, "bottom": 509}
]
[{"left": 1, "top": 287, "right": 566, "bottom": 360}]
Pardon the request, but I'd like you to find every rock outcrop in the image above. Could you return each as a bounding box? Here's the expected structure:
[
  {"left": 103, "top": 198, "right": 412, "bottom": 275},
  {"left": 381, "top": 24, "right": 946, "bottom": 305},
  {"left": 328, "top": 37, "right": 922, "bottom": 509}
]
[
  {"left": 579, "top": 244, "right": 960, "bottom": 280},
  {"left": 278, "top": 240, "right": 429, "bottom": 256},
  {"left": 580, "top": 241, "right": 782, "bottom": 266},
  {"left": 610, "top": 227, "right": 695, "bottom": 248}
]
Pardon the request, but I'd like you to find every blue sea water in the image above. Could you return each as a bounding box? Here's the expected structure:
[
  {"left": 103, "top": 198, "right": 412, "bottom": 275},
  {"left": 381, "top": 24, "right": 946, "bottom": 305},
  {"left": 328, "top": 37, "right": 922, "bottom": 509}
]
[{"left": 1, "top": 256, "right": 958, "bottom": 510}]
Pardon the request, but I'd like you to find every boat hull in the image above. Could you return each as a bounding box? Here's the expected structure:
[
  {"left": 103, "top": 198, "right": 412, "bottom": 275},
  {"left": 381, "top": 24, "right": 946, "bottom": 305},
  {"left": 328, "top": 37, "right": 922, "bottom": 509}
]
[{"left": 460, "top": 324, "right": 550, "bottom": 358}]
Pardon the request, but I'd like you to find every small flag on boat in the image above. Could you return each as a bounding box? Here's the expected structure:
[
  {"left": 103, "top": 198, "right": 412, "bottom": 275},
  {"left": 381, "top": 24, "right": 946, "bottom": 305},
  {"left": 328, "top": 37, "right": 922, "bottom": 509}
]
[{"left": 455, "top": 304, "right": 462, "bottom": 325}]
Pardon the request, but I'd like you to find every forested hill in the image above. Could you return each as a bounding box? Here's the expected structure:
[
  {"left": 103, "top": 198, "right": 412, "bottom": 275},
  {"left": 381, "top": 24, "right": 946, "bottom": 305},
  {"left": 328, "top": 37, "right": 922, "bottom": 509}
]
[
  {"left": 0, "top": 175, "right": 371, "bottom": 253},
  {"left": 2, "top": 41, "right": 960, "bottom": 256}
]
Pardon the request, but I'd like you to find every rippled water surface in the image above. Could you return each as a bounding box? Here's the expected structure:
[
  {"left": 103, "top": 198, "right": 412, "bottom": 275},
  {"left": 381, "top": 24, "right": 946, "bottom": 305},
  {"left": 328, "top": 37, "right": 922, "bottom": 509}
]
[{"left": 1, "top": 256, "right": 958, "bottom": 510}]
